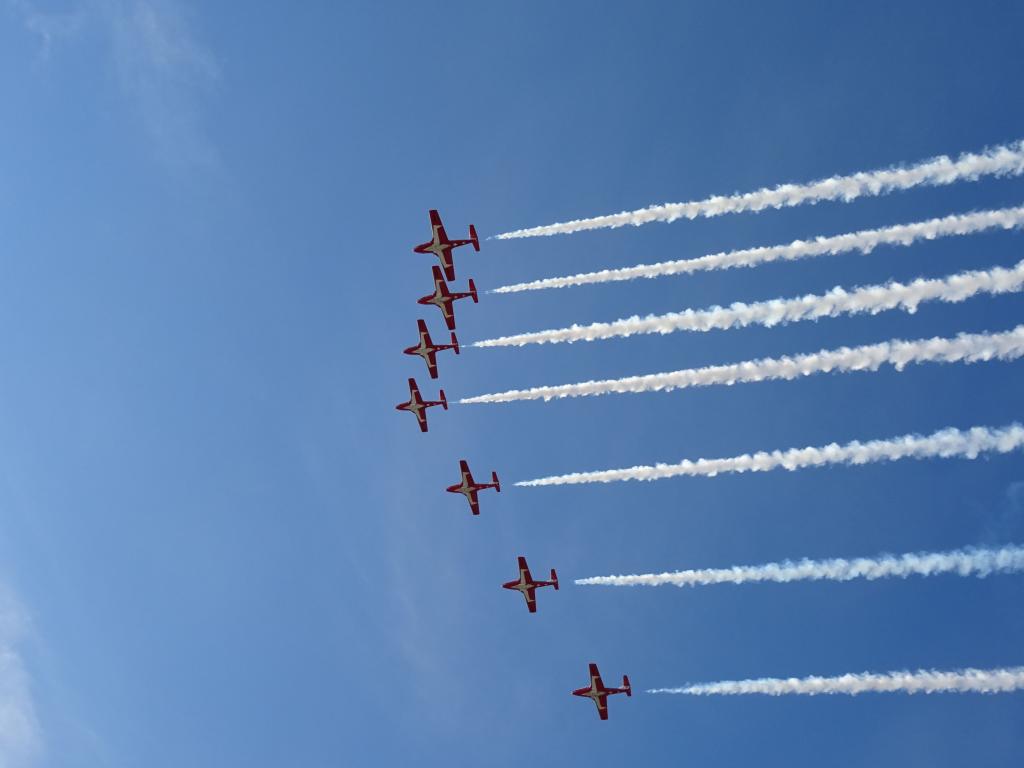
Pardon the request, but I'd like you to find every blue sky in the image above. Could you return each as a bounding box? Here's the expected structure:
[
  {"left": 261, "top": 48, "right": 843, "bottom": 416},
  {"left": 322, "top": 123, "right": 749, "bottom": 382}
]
[{"left": 1, "top": 1, "right": 1023, "bottom": 765}]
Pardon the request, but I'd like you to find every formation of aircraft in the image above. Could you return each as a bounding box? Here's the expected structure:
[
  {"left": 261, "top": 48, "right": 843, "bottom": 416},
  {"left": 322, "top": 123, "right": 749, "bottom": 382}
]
[
  {"left": 397, "top": 210, "right": 477, "bottom": 433},
  {"left": 399, "top": 211, "right": 631, "bottom": 720},
  {"left": 445, "top": 459, "right": 500, "bottom": 515},
  {"left": 417, "top": 265, "right": 478, "bottom": 331},
  {"left": 394, "top": 377, "right": 447, "bottom": 433},
  {"left": 404, "top": 319, "right": 459, "bottom": 379},
  {"left": 572, "top": 663, "right": 632, "bottom": 720},
  {"left": 502, "top": 556, "right": 558, "bottom": 613},
  {"left": 413, "top": 209, "right": 479, "bottom": 281}
]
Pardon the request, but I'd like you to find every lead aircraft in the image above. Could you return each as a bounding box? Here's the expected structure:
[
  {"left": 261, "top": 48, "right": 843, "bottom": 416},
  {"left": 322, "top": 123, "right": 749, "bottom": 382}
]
[
  {"left": 501, "top": 556, "right": 558, "bottom": 613},
  {"left": 403, "top": 319, "right": 459, "bottom": 379},
  {"left": 417, "top": 266, "right": 478, "bottom": 331},
  {"left": 572, "top": 663, "right": 631, "bottom": 720},
  {"left": 445, "top": 460, "right": 499, "bottom": 515},
  {"left": 413, "top": 209, "right": 479, "bottom": 281},
  {"left": 394, "top": 377, "right": 447, "bottom": 433}
]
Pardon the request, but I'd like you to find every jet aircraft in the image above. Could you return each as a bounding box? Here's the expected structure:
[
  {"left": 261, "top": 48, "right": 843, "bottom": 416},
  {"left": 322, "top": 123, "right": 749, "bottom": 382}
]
[
  {"left": 572, "top": 663, "right": 631, "bottom": 720},
  {"left": 501, "top": 556, "right": 558, "bottom": 613},
  {"left": 445, "top": 460, "right": 499, "bottom": 515},
  {"left": 395, "top": 377, "right": 447, "bottom": 433},
  {"left": 417, "top": 266, "right": 478, "bottom": 331},
  {"left": 403, "top": 319, "right": 459, "bottom": 379},
  {"left": 413, "top": 209, "right": 479, "bottom": 281}
]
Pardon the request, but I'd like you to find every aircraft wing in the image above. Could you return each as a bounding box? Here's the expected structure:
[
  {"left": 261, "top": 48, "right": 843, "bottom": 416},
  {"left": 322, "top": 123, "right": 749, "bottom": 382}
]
[
  {"left": 459, "top": 460, "right": 472, "bottom": 483},
  {"left": 440, "top": 301, "right": 456, "bottom": 331},
  {"left": 589, "top": 663, "right": 605, "bottom": 691},
  {"left": 517, "top": 556, "right": 533, "bottom": 584},
  {"left": 522, "top": 586, "right": 537, "bottom": 613},
  {"left": 416, "top": 321, "right": 440, "bottom": 378},
  {"left": 595, "top": 696, "right": 609, "bottom": 720},
  {"left": 431, "top": 266, "right": 448, "bottom": 295},
  {"left": 406, "top": 379, "right": 429, "bottom": 432},
  {"left": 429, "top": 209, "right": 448, "bottom": 242},
  {"left": 439, "top": 251, "right": 455, "bottom": 282},
  {"left": 417, "top": 319, "right": 431, "bottom": 346},
  {"left": 467, "top": 490, "right": 480, "bottom": 515}
]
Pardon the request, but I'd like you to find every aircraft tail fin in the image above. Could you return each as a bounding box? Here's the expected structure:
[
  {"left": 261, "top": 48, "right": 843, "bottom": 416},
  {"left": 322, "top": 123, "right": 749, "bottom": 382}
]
[
  {"left": 623, "top": 675, "right": 632, "bottom": 696},
  {"left": 451, "top": 332, "right": 460, "bottom": 354},
  {"left": 468, "top": 279, "right": 478, "bottom": 303},
  {"left": 551, "top": 569, "right": 559, "bottom": 590},
  {"left": 492, "top": 471, "right": 500, "bottom": 492},
  {"left": 439, "top": 390, "right": 448, "bottom": 410},
  {"left": 469, "top": 224, "right": 480, "bottom": 251}
]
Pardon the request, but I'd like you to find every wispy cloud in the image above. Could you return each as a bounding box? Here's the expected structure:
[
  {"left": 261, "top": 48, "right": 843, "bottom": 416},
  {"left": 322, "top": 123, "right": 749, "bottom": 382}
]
[
  {"left": 474, "top": 260, "right": 1024, "bottom": 348},
  {"left": 491, "top": 205, "right": 1024, "bottom": 294},
  {"left": 494, "top": 139, "right": 1024, "bottom": 239},
  {"left": 0, "top": 587, "right": 41, "bottom": 767},
  {"left": 9, "top": 0, "right": 220, "bottom": 169},
  {"left": 6, "top": 1, "right": 85, "bottom": 60},
  {"left": 102, "top": 0, "right": 220, "bottom": 169},
  {"left": 650, "top": 666, "right": 1024, "bottom": 696},
  {"left": 516, "top": 423, "right": 1024, "bottom": 487},
  {"left": 576, "top": 544, "right": 1024, "bottom": 588},
  {"left": 461, "top": 326, "right": 1024, "bottom": 404}
]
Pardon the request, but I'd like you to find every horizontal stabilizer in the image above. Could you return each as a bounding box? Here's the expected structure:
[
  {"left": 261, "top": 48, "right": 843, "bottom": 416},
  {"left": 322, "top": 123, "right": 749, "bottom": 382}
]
[
  {"left": 551, "top": 569, "right": 559, "bottom": 589},
  {"left": 469, "top": 224, "right": 480, "bottom": 251},
  {"left": 469, "top": 279, "right": 478, "bottom": 303},
  {"left": 492, "top": 471, "right": 500, "bottom": 491},
  {"left": 440, "top": 390, "right": 448, "bottom": 410},
  {"left": 623, "top": 675, "right": 632, "bottom": 696},
  {"left": 451, "top": 332, "right": 460, "bottom": 354}
]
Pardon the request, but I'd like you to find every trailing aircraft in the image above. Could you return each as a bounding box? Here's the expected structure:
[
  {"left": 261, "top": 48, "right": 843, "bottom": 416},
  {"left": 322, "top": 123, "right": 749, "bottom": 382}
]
[
  {"left": 501, "top": 556, "right": 558, "bottom": 613},
  {"left": 418, "top": 266, "right": 477, "bottom": 331},
  {"left": 394, "top": 378, "right": 447, "bottom": 433},
  {"left": 572, "top": 663, "right": 631, "bottom": 720},
  {"left": 445, "top": 460, "right": 499, "bottom": 515},
  {"left": 413, "top": 209, "right": 479, "bottom": 281},
  {"left": 403, "top": 319, "right": 459, "bottom": 379}
]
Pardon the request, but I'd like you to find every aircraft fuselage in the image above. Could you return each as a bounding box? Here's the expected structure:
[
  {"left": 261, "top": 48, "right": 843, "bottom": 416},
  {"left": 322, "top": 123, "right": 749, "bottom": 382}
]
[
  {"left": 409, "top": 339, "right": 432, "bottom": 362},
  {"left": 425, "top": 227, "right": 451, "bottom": 257}
]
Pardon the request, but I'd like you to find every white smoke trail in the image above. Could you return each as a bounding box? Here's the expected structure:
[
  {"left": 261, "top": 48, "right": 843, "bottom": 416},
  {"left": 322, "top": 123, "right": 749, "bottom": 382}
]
[
  {"left": 474, "top": 260, "right": 1024, "bottom": 349},
  {"left": 492, "top": 206, "right": 1024, "bottom": 294},
  {"left": 460, "top": 326, "right": 1024, "bottom": 404},
  {"left": 576, "top": 544, "right": 1024, "bottom": 588},
  {"left": 649, "top": 667, "right": 1024, "bottom": 696},
  {"left": 515, "top": 423, "right": 1024, "bottom": 487},
  {"left": 494, "top": 139, "right": 1024, "bottom": 239}
]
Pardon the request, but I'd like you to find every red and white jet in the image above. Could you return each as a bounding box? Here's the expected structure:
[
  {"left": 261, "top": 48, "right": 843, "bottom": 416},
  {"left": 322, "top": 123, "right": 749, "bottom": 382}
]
[
  {"left": 502, "top": 556, "right": 558, "bottom": 613},
  {"left": 572, "top": 663, "right": 632, "bottom": 720},
  {"left": 403, "top": 319, "right": 459, "bottom": 379},
  {"left": 445, "top": 460, "right": 500, "bottom": 515},
  {"left": 394, "top": 377, "right": 447, "bottom": 433},
  {"left": 418, "top": 266, "right": 478, "bottom": 331},
  {"left": 413, "top": 209, "right": 479, "bottom": 281}
]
